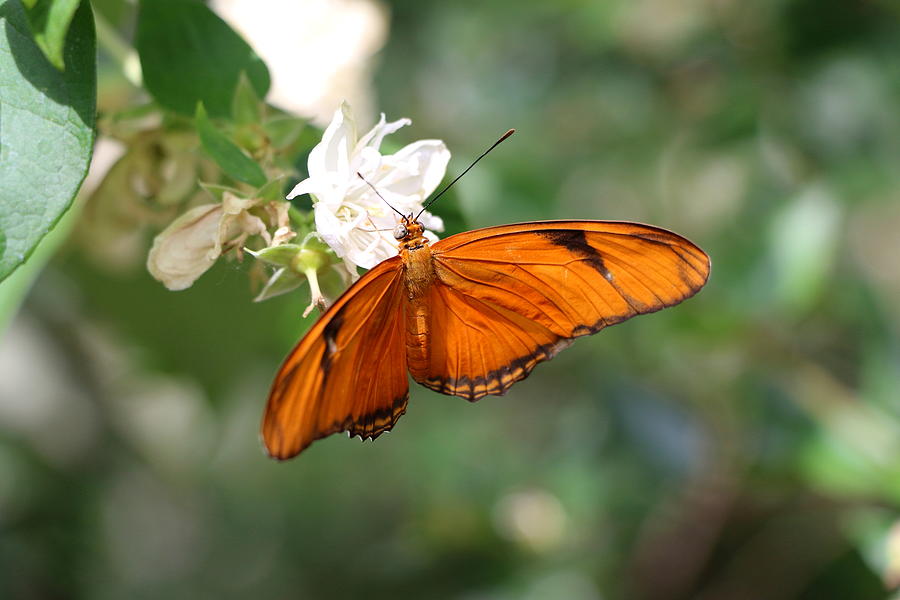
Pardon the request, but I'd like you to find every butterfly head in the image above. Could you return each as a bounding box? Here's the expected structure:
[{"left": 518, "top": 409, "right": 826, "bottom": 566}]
[{"left": 395, "top": 216, "right": 429, "bottom": 251}]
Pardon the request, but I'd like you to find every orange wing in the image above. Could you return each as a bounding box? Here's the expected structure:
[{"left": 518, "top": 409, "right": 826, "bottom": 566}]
[
  {"left": 262, "top": 257, "right": 408, "bottom": 459},
  {"left": 410, "top": 221, "right": 710, "bottom": 400}
]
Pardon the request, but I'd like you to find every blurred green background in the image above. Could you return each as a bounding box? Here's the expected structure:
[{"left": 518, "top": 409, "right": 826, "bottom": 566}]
[{"left": 3, "top": 0, "right": 900, "bottom": 598}]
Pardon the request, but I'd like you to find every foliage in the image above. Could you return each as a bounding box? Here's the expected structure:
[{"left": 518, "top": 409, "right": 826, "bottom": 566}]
[
  {"left": 20, "top": 0, "right": 81, "bottom": 70},
  {"left": 134, "top": 0, "right": 269, "bottom": 117},
  {"left": 0, "top": 0, "right": 95, "bottom": 280}
]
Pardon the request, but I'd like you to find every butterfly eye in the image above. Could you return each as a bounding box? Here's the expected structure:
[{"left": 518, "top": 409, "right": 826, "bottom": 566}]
[{"left": 393, "top": 224, "right": 408, "bottom": 240}]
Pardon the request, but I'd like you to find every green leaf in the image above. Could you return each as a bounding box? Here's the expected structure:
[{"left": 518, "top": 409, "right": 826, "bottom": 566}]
[
  {"left": 264, "top": 116, "right": 308, "bottom": 150},
  {"left": 0, "top": 194, "right": 81, "bottom": 333},
  {"left": 232, "top": 71, "right": 262, "bottom": 126},
  {"left": 0, "top": 0, "right": 96, "bottom": 281},
  {"left": 256, "top": 176, "right": 288, "bottom": 202},
  {"left": 195, "top": 103, "right": 267, "bottom": 188},
  {"left": 136, "top": 0, "right": 269, "bottom": 118},
  {"left": 253, "top": 267, "right": 304, "bottom": 302},
  {"left": 248, "top": 244, "right": 302, "bottom": 268},
  {"left": 19, "top": 0, "right": 80, "bottom": 70},
  {"left": 198, "top": 181, "right": 244, "bottom": 202}
]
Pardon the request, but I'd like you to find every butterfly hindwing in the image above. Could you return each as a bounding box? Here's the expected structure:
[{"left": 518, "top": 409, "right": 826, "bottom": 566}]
[
  {"left": 412, "top": 279, "right": 569, "bottom": 399},
  {"left": 262, "top": 257, "right": 409, "bottom": 459},
  {"left": 411, "top": 221, "right": 710, "bottom": 400}
]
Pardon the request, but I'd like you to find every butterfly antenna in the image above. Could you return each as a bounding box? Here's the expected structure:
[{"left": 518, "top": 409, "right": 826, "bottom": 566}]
[
  {"left": 416, "top": 128, "right": 515, "bottom": 221},
  {"left": 357, "top": 172, "right": 405, "bottom": 219}
]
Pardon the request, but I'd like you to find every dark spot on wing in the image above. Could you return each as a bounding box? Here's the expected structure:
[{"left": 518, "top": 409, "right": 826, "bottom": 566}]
[
  {"left": 540, "top": 229, "right": 612, "bottom": 280},
  {"left": 320, "top": 309, "right": 345, "bottom": 374},
  {"left": 542, "top": 228, "right": 657, "bottom": 311}
]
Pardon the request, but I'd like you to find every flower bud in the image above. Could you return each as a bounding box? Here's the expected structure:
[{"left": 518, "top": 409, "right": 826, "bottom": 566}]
[{"left": 291, "top": 246, "right": 332, "bottom": 275}]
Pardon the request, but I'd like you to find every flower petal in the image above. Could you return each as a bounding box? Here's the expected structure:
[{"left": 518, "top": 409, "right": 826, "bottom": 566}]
[
  {"left": 236, "top": 212, "right": 271, "bottom": 245},
  {"left": 354, "top": 112, "right": 386, "bottom": 150},
  {"left": 343, "top": 230, "right": 396, "bottom": 269},
  {"left": 355, "top": 112, "right": 411, "bottom": 153},
  {"left": 418, "top": 210, "right": 444, "bottom": 233},
  {"left": 222, "top": 192, "right": 256, "bottom": 215},
  {"left": 307, "top": 102, "right": 357, "bottom": 181},
  {"left": 313, "top": 203, "right": 350, "bottom": 258},
  {"left": 147, "top": 204, "right": 226, "bottom": 291},
  {"left": 285, "top": 177, "right": 318, "bottom": 200},
  {"left": 378, "top": 139, "right": 451, "bottom": 199}
]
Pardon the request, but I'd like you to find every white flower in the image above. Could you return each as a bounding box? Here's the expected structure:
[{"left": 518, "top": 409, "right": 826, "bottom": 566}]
[
  {"left": 286, "top": 102, "right": 450, "bottom": 273},
  {"left": 147, "top": 193, "right": 269, "bottom": 290},
  {"left": 210, "top": 0, "right": 387, "bottom": 125}
]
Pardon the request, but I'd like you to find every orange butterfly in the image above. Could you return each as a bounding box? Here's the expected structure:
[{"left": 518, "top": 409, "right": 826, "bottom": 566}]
[
  {"left": 262, "top": 214, "right": 710, "bottom": 459},
  {"left": 262, "top": 130, "right": 709, "bottom": 459}
]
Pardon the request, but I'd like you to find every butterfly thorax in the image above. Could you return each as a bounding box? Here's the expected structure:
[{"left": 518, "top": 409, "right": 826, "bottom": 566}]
[{"left": 398, "top": 221, "right": 435, "bottom": 300}]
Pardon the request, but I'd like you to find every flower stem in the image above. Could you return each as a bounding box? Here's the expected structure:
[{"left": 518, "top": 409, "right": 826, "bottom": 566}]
[{"left": 302, "top": 268, "right": 327, "bottom": 317}]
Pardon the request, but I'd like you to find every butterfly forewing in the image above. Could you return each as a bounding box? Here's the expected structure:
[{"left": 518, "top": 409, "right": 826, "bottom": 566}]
[
  {"left": 410, "top": 221, "right": 710, "bottom": 400},
  {"left": 263, "top": 257, "right": 408, "bottom": 459}
]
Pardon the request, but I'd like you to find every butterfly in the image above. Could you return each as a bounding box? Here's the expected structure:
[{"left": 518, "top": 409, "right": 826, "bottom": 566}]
[{"left": 262, "top": 215, "right": 710, "bottom": 459}]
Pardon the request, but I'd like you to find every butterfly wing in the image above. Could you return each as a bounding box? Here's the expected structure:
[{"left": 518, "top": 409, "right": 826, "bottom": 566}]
[
  {"left": 262, "top": 257, "right": 408, "bottom": 459},
  {"left": 411, "top": 221, "right": 710, "bottom": 400}
]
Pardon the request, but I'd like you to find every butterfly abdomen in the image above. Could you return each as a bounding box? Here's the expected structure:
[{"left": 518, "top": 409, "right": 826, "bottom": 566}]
[
  {"left": 405, "top": 296, "right": 430, "bottom": 378},
  {"left": 402, "top": 244, "right": 436, "bottom": 378}
]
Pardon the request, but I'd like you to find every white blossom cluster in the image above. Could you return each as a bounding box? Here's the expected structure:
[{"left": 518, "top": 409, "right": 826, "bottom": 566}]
[{"left": 147, "top": 102, "right": 449, "bottom": 315}]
